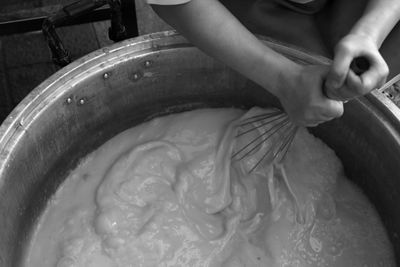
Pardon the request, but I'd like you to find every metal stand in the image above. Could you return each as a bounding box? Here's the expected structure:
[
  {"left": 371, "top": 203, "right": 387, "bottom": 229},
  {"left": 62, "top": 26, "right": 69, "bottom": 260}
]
[{"left": 42, "top": 0, "right": 135, "bottom": 66}]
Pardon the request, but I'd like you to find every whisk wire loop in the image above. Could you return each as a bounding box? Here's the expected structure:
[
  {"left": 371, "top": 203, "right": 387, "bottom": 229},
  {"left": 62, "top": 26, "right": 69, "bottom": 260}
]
[
  {"left": 233, "top": 109, "right": 299, "bottom": 172},
  {"left": 233, "top": 116, "right": 290, "bottom": 160},
  {"left": 277, "top": 125, "right": 298, "bottom": 161},
  {"left": 237, "top": 110, "right": 284, "bottom": 128},
  {"left": 248, "top": 123, "right": 298, "bottom": 172},
  {"left": 235, "top": 112, "right": 287, "bottom": 138}
]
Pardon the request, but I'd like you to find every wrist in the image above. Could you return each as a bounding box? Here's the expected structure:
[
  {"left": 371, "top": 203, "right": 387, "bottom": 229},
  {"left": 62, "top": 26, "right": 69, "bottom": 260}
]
[
  {"left": 350, "top": 3, "right": 400, "bottom": 47},
  {"left": 349, "top": 23, "right": 382, "bottom": 47},
  {"left": 257, "top": 49, "right": 302, "bottom": 98},
  {"left": 272, "top": 61, "right": 303, "bottom": 101}
]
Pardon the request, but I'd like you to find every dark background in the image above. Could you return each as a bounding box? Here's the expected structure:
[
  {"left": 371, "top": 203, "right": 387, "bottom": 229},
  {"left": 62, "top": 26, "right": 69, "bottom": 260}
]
[{"left": 0, "top": 0, "right": 138, "bottom": 123}]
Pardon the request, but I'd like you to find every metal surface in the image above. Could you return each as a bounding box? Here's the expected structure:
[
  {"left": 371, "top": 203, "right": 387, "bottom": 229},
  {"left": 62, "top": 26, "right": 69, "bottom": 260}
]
[
  {"left": 0, "top": 7, "right": 110, "bottom": 36},
  {"left": 42, "top": 0, "right": 134, "bottom": 66},
  {"left": 0, "top": 0, "right": 138, "bottom": 37},
  {"left": 233, "top": 110, "right": 298, "bottom": 172},
  {"left": 0, "top": 31, "right": 400, "bottom": 266}
]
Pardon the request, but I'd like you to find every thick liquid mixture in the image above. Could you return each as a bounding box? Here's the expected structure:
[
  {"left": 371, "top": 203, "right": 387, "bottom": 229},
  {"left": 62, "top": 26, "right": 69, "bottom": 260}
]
[{"left": 25, "top": 108, "right": 394, "bottom": 267}]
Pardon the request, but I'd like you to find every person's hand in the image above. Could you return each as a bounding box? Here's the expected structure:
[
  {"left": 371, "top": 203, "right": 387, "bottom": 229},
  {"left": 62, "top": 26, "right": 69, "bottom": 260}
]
[
  {"left": 276, "top": 64, "right": 344, "bottom": 127},
  {"left": 324, "top": 33, "right": 389, "bottom": 101}
]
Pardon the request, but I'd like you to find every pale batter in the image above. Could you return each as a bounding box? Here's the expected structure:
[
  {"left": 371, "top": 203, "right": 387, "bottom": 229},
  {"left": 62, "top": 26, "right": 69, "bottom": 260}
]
[{"left": 24, "top": 108, "right": 395, "bottom": 267}]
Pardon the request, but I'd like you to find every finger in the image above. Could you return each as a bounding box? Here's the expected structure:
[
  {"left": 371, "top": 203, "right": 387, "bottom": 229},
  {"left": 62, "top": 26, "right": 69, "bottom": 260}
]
[
  {"left": 305, "top": 117, "right": 335, "bottom": 127},
  {"left": 326, "top": 44, "right": 354, "bottom": 91},
  {"left": 321, "top": 99, "right": 344, "bottom": 119},
  {"left": 333, "top": 55, "right": 387, "bottom": 101},
  {"left": 304, "top": 120, "right": 323, "bottom": 127},
  {"left": 293, "top": 116, "right": 322, "bottom": 128},
  {"left": 307, "top": 123, "right": 322, "bottom": 127},
  {"left": 360, "top": 55, "right": 389, "bottom": 91},
  {"left": 343, "top": 70, "right": 365, "bottom": 98}
]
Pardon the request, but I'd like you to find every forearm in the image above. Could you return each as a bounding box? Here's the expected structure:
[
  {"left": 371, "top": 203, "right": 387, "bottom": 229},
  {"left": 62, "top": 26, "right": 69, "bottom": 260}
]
[
  {"left": 151, "top": 0, "right": 300, "bottom": 97},
  {"left": 350, "top": 0, "right": 400, "bottom": 47}
]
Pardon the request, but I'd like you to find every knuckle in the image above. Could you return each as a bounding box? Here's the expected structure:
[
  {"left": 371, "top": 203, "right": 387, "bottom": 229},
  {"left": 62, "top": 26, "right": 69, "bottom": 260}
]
[
  {"left": 327, "top": 101, "right": 344, "bottom": 118},
  {"left": 372, "top": 53, "right": 389, "bottom": 77},
  {"left": 381, "top": 64, "right": 389, "bottom": 77},
  {"left": 335, "top": 41, "right": 352, "bottom": 54},
  {"left": 335, "top": 105, "right": 344, "bottom": 117},
  {"left": 363, "top": 77, "right": 379, "bottom": 91}
]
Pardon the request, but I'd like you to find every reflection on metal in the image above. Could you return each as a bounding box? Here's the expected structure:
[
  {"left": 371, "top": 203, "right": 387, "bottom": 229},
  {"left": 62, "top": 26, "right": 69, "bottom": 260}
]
[
  {"left": 78, "top": 98, "right": 86, "bottom": 105},
  {"left": 132, "top": 72, "right": 141, "bottom": 81},
  {"left": 144, "top": 60, "right": 152, "bottom": 68}
]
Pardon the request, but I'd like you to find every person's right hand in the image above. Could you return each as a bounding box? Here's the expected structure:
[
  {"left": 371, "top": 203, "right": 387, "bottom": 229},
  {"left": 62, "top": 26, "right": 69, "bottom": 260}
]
[
  {"left": 324, "top": 33, "right": 389, "bottom": 101},
  {"left": 276, "top": 64, "right": 344, "bottom": 127}
]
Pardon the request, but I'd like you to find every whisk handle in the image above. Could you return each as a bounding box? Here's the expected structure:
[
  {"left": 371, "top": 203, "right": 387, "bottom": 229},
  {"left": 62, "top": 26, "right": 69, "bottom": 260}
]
[
  {"left": 349, "top": 56, "right": 370, "bottom": 75},
  {"left": 324, "top": 56, "right": 370, "bottom": 101}
]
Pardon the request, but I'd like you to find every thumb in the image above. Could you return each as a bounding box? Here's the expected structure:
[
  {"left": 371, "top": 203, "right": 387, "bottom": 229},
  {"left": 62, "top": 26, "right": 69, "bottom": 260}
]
[
  {"left": 325, "top": 98, "right": 344, "bottom": 119},
  {"left": 325, "top": 46, "right": 353, "bottom": 93}
]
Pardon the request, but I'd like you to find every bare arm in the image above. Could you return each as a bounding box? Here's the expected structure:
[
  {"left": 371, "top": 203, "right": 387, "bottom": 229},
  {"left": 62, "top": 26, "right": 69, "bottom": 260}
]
[
  {"left": 152, "top": 0, "right": 343, "bottom": 126},
  {"left": 351, "top": 0, "right": 400, "bottom": 47},
  {"left": 152, "top": 0, "right": 299, "bottom": 97}
]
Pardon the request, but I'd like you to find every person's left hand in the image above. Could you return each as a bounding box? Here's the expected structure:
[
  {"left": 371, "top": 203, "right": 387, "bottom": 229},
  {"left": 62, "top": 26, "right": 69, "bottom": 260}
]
[{"left": 324, "top": 33, "right": 389, "bottom": 101}]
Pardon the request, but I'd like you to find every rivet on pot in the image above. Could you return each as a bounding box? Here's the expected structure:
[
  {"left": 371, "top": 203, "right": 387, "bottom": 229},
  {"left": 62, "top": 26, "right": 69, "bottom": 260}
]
[
  {"left": 18, "top": 120, "right": 27, "bottom": 131},
  {"left": 66, "top": 97, "right": 73, "bottom": 104},
  {"left": 103, "top": 73, "right": 110, "bottom": 79},
  {"left": 133, "top": 72, "right": 141, "bottom": 81},
  {"left": 144, "top": 61, "right": 152, "bottom": 68},
  {"left": 78, "top": 98, "right": 86, "bottom": 105}
]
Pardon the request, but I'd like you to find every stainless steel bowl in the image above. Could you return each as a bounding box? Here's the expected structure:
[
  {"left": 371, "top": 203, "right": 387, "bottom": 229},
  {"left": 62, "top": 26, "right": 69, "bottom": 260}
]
[{"left": 1, "top": 31, "right": 400, "bottom": 266}]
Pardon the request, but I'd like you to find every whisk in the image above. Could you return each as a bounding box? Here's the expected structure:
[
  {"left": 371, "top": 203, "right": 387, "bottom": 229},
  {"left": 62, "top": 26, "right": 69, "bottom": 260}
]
[
  {"left": 232, "top": 58, "right": 400, "bottom": 173},
  {"left": 232, "top": 109, "right": 298, "bottom": 172}
]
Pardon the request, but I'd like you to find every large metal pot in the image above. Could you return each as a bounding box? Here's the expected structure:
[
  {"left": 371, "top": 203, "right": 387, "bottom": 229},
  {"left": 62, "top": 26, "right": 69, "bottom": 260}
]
[{"left": 1, "top": 31, "right": 400, "bottom": 267}]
